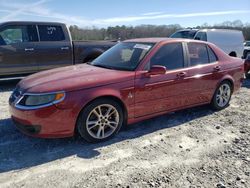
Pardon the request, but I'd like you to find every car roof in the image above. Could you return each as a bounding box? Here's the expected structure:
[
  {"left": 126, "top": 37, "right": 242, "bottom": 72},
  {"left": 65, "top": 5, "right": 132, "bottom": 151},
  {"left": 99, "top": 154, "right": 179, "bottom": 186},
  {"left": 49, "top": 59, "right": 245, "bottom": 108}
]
[
  {"left": 124, "top": 37, "right": 207, "bottom": 44},
  {"left": 175, "top": 29, "right": 199, "bottom": 32},
  {"left": 0, "top": 21, "right": 65, "bottom": 26},
  {"left": 124, "top": 37, "right": 172, "bottom": 43},
  {"left": 198, "top": 28, "right": 242, "bottom": 33}
]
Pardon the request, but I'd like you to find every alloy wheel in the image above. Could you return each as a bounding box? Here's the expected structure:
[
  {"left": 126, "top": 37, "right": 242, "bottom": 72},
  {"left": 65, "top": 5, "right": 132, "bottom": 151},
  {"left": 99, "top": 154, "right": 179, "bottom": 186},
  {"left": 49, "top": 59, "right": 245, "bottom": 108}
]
[
  {"left": 86, "top": 104, "right": 119, "bottom": 139},
  {"left": 216, "top": 83, "right": 231, "bottom": 107}
]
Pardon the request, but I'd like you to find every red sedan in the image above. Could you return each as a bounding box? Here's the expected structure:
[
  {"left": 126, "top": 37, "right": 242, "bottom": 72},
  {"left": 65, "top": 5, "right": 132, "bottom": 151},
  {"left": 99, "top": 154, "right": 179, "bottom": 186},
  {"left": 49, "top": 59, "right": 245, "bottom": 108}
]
[{"left": 9, "top": 38, "right": 244, "bottom": 142}]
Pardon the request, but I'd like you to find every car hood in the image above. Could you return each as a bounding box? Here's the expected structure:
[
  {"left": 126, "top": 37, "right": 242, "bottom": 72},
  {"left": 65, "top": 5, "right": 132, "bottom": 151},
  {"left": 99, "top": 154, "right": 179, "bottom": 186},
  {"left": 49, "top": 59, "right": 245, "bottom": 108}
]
[{"left": 18, "top": 64, "right": 135, "bottom": 93}]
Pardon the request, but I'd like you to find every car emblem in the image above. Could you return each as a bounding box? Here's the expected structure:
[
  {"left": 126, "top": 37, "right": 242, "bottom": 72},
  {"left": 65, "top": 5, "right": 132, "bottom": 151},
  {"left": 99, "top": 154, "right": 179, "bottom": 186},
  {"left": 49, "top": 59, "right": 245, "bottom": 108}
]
[{"left": 128, "top": 92, "right": 133, "bottom": 99}]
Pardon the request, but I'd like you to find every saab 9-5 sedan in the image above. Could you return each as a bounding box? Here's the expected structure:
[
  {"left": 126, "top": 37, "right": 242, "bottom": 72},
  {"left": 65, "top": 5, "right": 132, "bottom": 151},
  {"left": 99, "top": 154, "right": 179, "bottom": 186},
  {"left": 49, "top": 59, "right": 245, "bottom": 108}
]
[{"left": 9, "top": 38, "right": 244, "bottom": 142}]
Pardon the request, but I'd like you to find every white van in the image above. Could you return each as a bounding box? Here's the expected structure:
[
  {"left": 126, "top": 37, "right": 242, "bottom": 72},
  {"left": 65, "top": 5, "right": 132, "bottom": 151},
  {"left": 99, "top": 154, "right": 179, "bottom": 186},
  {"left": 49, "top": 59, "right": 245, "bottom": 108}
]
[{"left": 194, "top": 29, "right": 244, "bottom": 58}]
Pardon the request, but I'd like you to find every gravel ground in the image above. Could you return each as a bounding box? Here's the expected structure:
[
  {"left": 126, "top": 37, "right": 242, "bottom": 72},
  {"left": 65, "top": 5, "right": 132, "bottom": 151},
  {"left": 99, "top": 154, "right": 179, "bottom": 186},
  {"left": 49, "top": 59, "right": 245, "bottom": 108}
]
[{"left": 0, "top": 79, "right": 250, "bottom": 188}]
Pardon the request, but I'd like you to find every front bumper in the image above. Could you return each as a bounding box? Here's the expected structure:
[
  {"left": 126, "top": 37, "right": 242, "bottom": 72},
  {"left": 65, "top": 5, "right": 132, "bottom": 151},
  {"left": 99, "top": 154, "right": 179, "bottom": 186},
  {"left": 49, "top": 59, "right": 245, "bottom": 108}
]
[
  {"left": 13, "top": 119, "right": 41, "bottom": 135},
  {"left": 9, "top": 104, "right": 76, "bottom": 138}
]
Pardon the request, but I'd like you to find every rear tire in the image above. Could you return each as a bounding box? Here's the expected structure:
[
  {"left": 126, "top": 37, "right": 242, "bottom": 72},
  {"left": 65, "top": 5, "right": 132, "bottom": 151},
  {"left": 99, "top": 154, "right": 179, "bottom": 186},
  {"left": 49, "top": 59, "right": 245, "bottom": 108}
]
[
  {"left": 210, "top": 81, "right": 232, "bottom": 110},
  {"left": 77, "top": 98, "right": 123, "bottom": 143}
]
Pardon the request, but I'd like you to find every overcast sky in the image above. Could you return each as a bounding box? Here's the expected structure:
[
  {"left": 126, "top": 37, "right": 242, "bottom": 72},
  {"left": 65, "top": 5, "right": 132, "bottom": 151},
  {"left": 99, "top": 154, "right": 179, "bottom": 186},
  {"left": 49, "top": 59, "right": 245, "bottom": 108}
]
[{"left": 0, "top": 0, "right": 249, "bottom": 27}]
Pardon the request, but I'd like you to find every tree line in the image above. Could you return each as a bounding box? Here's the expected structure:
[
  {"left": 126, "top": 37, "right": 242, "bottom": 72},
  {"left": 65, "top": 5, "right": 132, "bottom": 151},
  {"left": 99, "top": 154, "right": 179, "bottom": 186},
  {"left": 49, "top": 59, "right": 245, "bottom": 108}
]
[{"left": 69, "top": 20, "right": 250, "bottom": 41}]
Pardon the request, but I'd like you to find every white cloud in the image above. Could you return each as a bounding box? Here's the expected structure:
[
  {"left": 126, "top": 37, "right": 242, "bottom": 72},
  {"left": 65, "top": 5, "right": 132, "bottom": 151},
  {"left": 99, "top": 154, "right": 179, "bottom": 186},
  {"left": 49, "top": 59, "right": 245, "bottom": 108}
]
[
  {"left": 97, "top": 10, "right": 250, "bottom": 24},
  {"left": 0, "top": 0, "right": 50, "bottom": 21},
  {"left": 142, "top": 12, "right": 164, "bottom": 16},
  {"left": 0, "top": 0, "right": 249, "bottom": 27}
]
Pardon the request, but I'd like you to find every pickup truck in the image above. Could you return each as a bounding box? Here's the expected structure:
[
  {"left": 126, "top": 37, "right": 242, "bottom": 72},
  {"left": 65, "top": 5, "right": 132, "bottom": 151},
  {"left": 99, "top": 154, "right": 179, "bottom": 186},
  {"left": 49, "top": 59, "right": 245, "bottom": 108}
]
[{"left": 0, "top": 21, "right": 116, "bottom": 79}]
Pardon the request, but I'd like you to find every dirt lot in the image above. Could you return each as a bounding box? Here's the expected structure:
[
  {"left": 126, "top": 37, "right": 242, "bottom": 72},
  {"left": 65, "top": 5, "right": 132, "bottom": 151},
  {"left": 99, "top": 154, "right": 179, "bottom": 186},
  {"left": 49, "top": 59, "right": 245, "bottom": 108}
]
[{"left": 0, "top": 80, "right": 250, "bottom": 188}]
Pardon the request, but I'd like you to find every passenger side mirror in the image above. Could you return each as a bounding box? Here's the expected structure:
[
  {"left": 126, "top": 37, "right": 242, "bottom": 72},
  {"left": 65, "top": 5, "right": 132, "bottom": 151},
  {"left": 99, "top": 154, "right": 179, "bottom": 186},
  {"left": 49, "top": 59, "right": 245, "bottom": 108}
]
[{"left": 146, "top": 65, "right": 166, "bottom": 76}]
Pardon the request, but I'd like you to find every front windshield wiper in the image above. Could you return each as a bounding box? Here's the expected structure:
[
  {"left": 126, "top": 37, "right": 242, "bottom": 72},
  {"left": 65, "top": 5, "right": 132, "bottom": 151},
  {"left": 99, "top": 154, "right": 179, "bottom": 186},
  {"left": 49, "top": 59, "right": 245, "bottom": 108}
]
[{"left": 92, "top": 64, "right": 114, "bottom": 70}]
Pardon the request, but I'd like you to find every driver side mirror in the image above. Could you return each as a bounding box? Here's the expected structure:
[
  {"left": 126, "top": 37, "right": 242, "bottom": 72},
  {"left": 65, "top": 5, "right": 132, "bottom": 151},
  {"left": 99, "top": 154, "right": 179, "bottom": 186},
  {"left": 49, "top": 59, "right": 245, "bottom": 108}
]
[{"left": 146, "top": 65, "right": 166, "bottom": 76}]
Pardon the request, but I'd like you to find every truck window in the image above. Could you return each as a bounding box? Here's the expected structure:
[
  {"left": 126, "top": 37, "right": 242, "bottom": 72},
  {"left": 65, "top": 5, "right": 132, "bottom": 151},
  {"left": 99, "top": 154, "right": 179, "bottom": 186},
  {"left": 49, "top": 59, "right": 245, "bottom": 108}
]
[
  {"left": 194, "top": 32, "right": 207, "bottom": 41},
  {"left": 187, "top": 43, "right": 209, "bottom": 66},
  {"left": 38, "top": 25, "right": 65, "bottom": 41},
  {"left": 0, "top": 25, "right": 38, "bottom": 45}
]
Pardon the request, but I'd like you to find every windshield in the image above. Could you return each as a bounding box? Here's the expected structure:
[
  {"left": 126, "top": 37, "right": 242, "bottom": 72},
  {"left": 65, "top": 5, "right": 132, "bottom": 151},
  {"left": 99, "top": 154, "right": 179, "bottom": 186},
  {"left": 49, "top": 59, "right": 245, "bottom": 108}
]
[
  {"left": 170, "top": 30, "right": 197, "bottom": 39},
  {"left": 91, "top": 42, "right": 154, "bottom": 71}
]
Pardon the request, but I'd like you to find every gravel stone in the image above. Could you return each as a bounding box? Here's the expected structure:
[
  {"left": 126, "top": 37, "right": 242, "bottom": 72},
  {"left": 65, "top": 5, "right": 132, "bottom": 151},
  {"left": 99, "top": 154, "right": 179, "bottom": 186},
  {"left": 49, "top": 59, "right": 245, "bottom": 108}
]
[{"left": 0, "top": 79, "right": 250, "bottom": 187}]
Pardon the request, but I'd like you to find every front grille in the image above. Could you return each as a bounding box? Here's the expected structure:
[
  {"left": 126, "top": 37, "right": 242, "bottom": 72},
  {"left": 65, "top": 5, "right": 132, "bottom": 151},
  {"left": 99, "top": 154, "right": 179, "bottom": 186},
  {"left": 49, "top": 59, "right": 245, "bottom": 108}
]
[{"left": 9, "top": 87, "right": 22, "bottom": 104}]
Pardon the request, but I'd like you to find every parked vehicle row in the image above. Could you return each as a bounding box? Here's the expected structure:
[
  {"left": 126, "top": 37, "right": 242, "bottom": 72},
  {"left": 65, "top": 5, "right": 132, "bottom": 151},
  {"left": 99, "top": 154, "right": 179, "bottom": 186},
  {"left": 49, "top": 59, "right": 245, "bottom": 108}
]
[
  {"left": 170, "top": 29, "right": 245, "bottom": 58},
  {"left": 0, "top": 22, "right": 247, "bottom": 79},
  {"left": 9, "top": 38, "right": 244, "bottom": 142},
  {"left": 0, "top": 21, "right": 116, "bottom": 78}
]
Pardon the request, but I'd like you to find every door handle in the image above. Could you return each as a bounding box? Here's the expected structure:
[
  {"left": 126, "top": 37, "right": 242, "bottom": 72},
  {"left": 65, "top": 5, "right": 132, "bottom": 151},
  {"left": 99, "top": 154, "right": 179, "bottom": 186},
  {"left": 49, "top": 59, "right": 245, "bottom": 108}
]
[
  {"left": 61, "top": 46, "right": 69, "bottom": 50},
  {"left": 25, "top": 48, "right": 34, "bottom": 52},
  {"left": 176, "top": 72, "right": 187, "bottom": 78},
  {"left": 214, "top": 66, "right": 221, "bottom": 71}
]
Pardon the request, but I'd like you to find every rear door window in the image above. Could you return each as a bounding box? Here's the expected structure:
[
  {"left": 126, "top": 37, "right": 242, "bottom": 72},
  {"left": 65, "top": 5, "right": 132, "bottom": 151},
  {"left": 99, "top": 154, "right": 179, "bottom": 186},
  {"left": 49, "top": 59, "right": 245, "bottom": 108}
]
[
  {"left": 187, "top": 43, "right": 209, "bottom": 66},
  {"left": 207, "top": 46, "right": 218, "bottom": 63},
  {"left": 151, "top": 43, "right": 184, "bottom": 70},
  {"left": 38, "top": 25, "right": 65, "bottom": 41},
  {"left": 0, "top": 25, "right": 38, "bottom": 45}
]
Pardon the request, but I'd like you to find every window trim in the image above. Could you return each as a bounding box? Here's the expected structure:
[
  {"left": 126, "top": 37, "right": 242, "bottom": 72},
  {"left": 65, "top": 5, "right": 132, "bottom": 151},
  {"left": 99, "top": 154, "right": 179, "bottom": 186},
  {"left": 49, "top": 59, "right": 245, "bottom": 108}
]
[{"left": 35, "top": 25, "right": 41, "bottom": 42}]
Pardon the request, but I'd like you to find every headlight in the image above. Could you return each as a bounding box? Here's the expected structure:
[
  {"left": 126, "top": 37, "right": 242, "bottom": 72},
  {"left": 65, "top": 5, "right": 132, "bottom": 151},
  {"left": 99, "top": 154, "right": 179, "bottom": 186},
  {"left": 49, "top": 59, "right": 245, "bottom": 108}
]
[{"left": 15, "top": 92, "right": 65, "bottom": 110}]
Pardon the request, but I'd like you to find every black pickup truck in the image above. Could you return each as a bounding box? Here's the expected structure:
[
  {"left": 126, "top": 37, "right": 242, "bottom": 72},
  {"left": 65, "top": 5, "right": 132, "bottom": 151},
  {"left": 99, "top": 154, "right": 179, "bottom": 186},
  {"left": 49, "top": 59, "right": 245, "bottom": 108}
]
[{"left": 0, "top": 21, "right": 116, "bottom": 79}]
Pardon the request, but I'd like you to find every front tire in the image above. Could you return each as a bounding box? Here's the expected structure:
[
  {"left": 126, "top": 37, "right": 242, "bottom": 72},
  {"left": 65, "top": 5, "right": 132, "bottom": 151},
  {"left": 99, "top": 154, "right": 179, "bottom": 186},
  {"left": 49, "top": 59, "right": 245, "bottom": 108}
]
[
  {"left": 77, "top": 99, "right": 123, "bottom": 143},
  {"left": 211, "top": 81, "right": 232, "bottom": 110}
]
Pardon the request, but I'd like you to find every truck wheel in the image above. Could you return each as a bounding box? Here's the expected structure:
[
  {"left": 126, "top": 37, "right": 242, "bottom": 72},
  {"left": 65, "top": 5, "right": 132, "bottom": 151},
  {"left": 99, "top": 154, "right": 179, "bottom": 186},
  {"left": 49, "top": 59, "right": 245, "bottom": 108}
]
[
  {"left": 77, "top": 99, "right": 123, "bottom": 143},
  {"left": 210, "top": 81, "right": 232, "bottom": 110}
]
